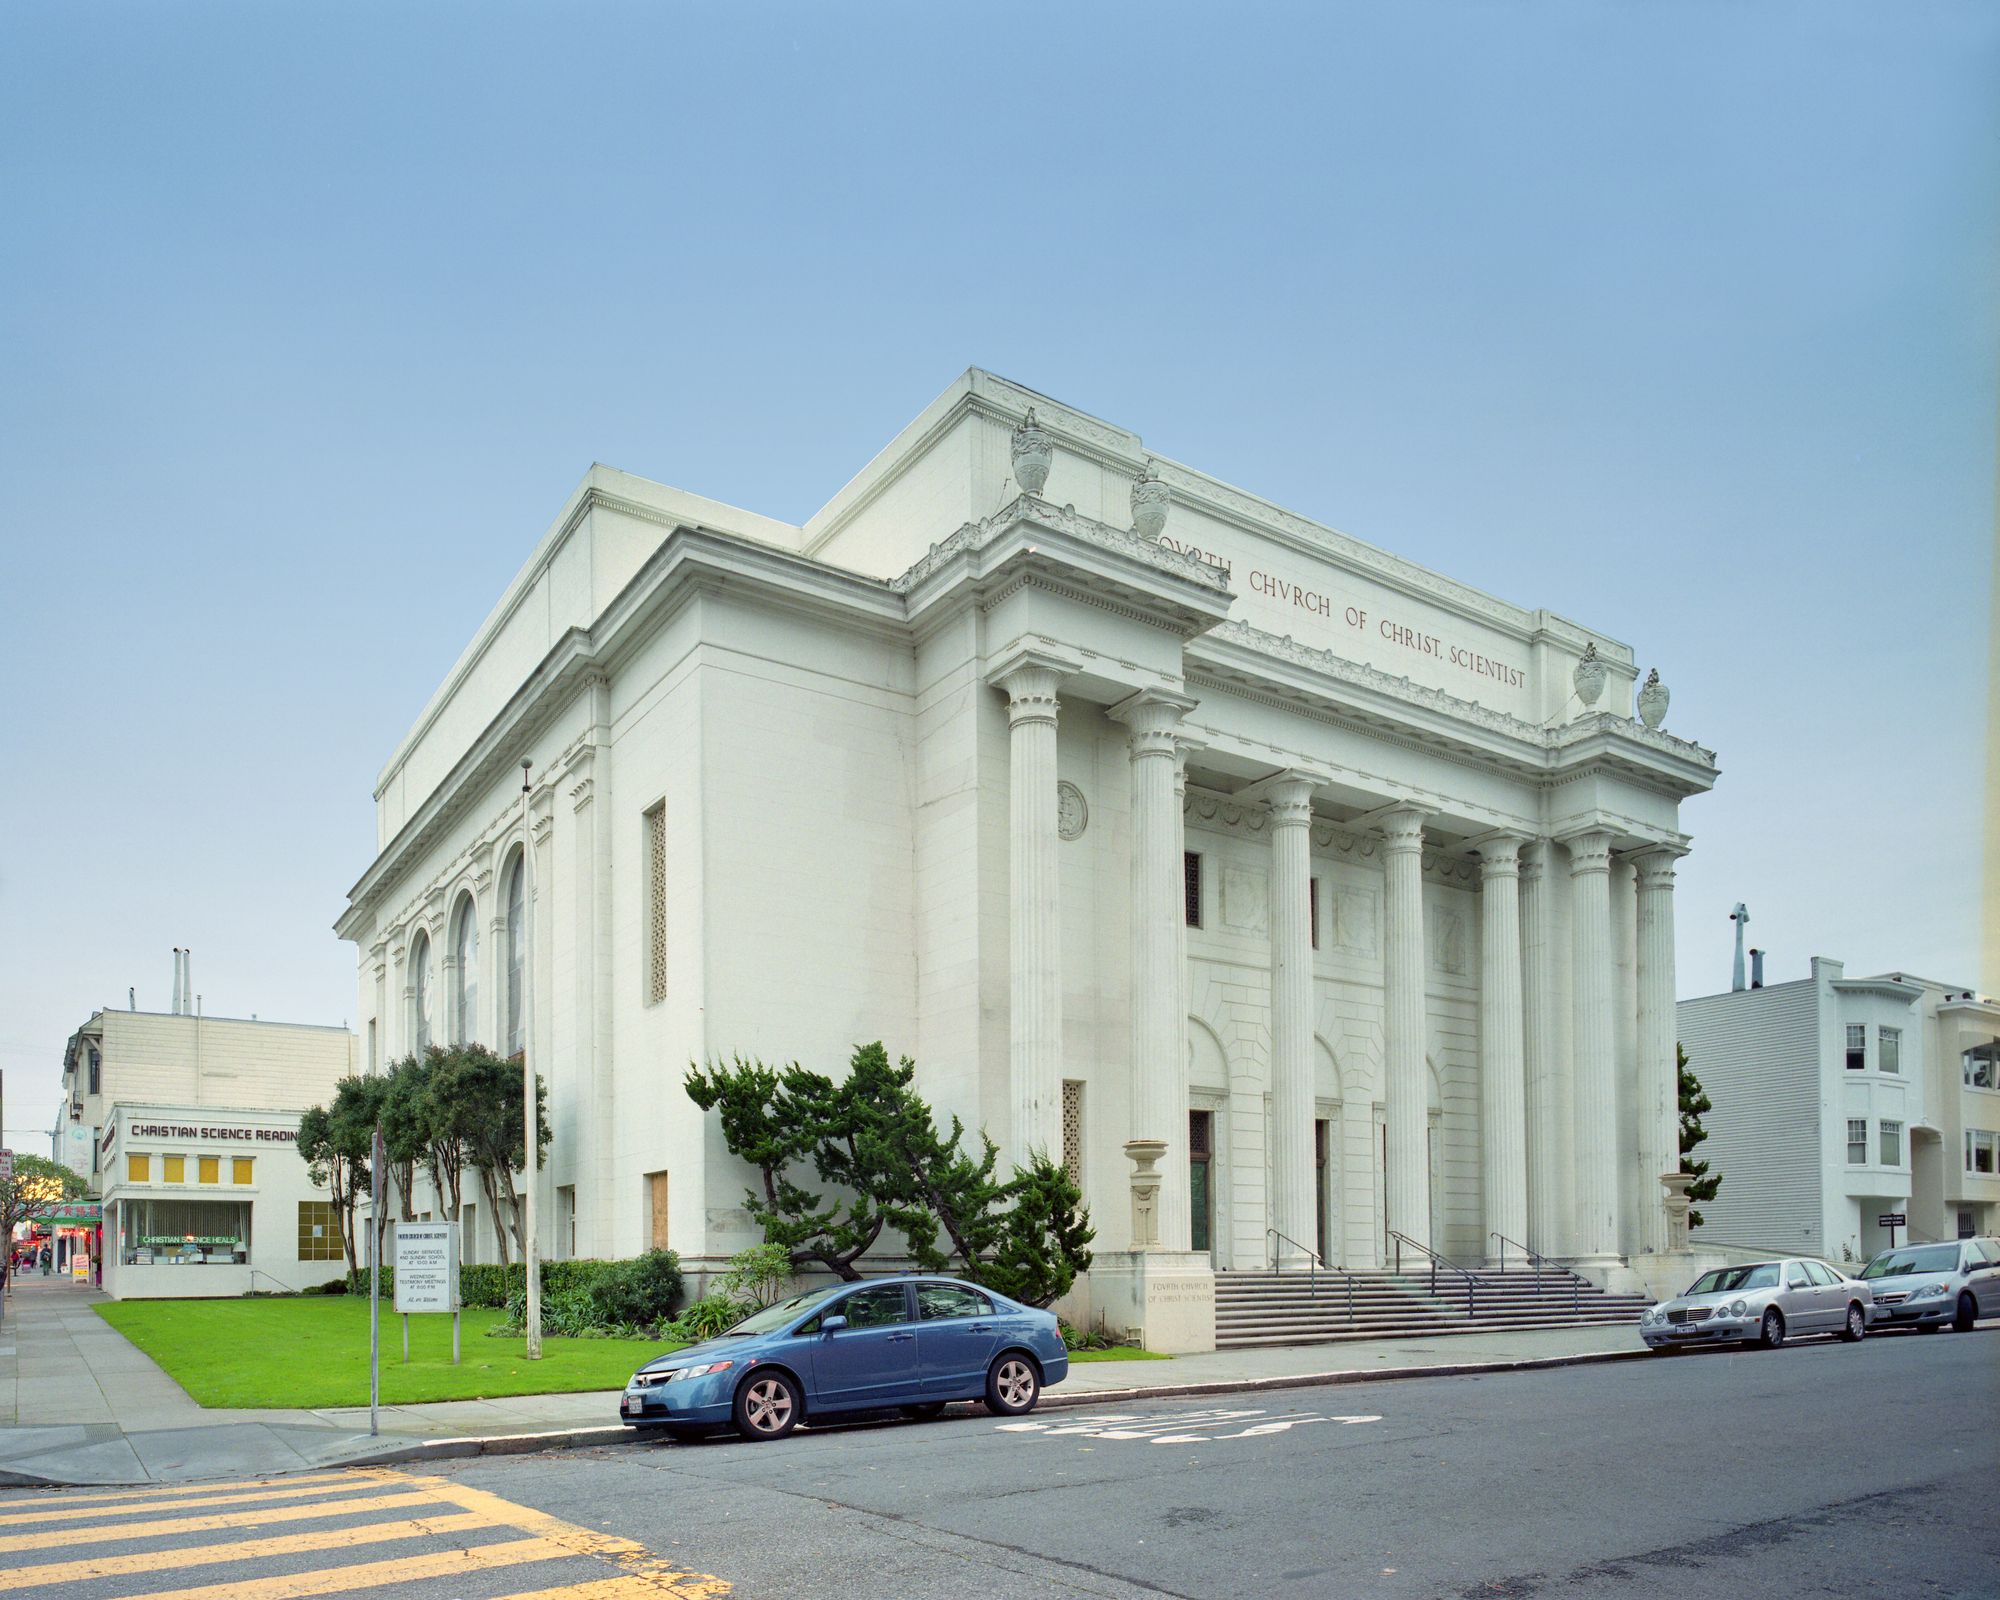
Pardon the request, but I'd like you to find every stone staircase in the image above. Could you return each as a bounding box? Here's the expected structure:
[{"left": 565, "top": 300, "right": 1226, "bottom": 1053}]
[{"left": 1213, "top": 1265, "right": 1653, "bottom": 1349}]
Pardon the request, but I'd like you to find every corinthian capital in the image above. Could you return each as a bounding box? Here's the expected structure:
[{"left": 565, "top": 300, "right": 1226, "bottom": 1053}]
[{"left": 1108, "top": 687, "right": 1198, "bottom": 758}]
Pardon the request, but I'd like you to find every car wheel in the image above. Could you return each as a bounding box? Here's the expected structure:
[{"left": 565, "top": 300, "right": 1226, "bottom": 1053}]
[
  {"left": 733, "top": 1372, "right": 802, "bottom": 1441},
  {"left": 985, "top": 1353, "right": 1041, "bottom": 1416},
  {"left": 900, "top": 1402, "right": 948, "bottom": 1421},
  {"left": 1757, "top": 1307, "right": 1786, "bottom": 1350},
  {"left": 1954, "top": 1293, "right": 1977, "bottom": 1332},
  {"left": 1839, "top": 1303, "right": 1866, "bottom": 1343}
]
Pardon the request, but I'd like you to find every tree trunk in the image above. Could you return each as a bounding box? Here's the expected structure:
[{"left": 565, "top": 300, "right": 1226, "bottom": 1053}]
[{"left": 478, "top": 1166, "right": 512, "bottom": 1265}]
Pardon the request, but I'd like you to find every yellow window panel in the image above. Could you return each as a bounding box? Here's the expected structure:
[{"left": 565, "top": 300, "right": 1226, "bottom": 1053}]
[
  {"left": 127, "top": 1154, "right": 150, "bottom": 1183},
  {"left": 233, "top": 1157, "right": 254, "bottom": 1185},
  {"left": 163, "top": 1156, "right": 185, "bottom": 1184},
  {"left": 198, "top": 1156, "right": 220, "bottom": 1185}
]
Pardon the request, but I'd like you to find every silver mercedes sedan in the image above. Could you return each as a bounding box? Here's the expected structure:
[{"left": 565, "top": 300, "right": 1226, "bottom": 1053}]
[{"left": 1638, "top": 1258, "right": 1872, "bottom": 1352}]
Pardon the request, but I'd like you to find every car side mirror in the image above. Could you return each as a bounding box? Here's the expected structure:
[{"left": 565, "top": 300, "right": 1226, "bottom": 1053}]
[{"left": 821, "top": 1314, "right": 847, "bottom": 1333}]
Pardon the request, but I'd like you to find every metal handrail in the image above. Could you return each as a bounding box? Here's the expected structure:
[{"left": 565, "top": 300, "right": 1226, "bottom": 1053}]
[
  {"left": 1488, "top": 1232, "right": 1582, "bottom": 1312},
  {"left": 1266, "top": 1228, "right": 1354, "bottom": 1322},
  {"left": 1385, "top": 1229, "right": 1479, "bottom": 1316}
]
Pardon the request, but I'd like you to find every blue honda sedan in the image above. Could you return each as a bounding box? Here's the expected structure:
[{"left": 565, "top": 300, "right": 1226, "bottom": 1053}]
[{"left": 620, "top": 1275, "right": 1069, "bottom": 1441}]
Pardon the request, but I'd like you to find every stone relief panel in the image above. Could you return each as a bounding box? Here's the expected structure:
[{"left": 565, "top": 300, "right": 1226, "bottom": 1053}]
[
  {"left": 1330, "top": 887, "right": 1380, "bottom": 957},
  {"left": 1221, "top": 865, "right": 1270, "bottom": 935},
  {"left": 1428, "top": 908, "right": 1469, "bottom": 977}
]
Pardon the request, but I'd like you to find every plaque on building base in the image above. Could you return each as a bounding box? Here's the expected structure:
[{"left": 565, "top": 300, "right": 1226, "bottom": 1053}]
[{"left": 1089, "top": 1250, "right": 1216, "bottom": 1354}]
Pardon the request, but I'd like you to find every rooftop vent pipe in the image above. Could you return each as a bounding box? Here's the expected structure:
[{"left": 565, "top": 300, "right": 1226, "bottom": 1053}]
[
  {"left": 1750, "top": 948, "right": 1764, "bottom": 989},
  {"left": 170, "top": 948, "right": 182, "bottom": 1014},
  {"left": 1729, "top": 904, "right": 1750, "bottom": 992}
]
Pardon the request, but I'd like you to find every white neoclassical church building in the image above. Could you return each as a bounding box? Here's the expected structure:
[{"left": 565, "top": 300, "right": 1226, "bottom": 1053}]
[{"left": 336, "top": 370, "right": 1717, "bottom": 1348}]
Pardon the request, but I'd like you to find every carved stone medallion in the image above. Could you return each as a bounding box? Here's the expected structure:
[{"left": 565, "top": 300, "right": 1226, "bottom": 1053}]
[{"left": 1056, "top": 780, "right": 1089, "bottom": 841}]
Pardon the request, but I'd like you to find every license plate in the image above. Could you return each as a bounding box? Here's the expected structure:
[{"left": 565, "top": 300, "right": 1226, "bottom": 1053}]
[{"left": 623, "top": 1395, "right": 642, "bottom": 1414}]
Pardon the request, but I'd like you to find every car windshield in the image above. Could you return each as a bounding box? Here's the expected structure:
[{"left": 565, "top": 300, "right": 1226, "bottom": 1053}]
[
  {"left": 723, "top": 1285, "right": 843, "bottom": 1335},
  {"left": 1860, "top": 1244, "right": 1959, "bottom": 1279},
  {"left": 1685, "top": 1264, "right": 1779, "bottom": 1295}
]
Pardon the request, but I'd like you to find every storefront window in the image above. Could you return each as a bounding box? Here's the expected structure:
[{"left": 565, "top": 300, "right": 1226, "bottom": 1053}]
[{"left": 119, "top": 1198, "right": 251, "bottom": 1266}]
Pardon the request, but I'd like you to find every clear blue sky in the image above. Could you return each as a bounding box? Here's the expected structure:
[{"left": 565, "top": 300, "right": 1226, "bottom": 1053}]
[{"left": 2, "top": 2, "right": 1993, "bottom": 1146}]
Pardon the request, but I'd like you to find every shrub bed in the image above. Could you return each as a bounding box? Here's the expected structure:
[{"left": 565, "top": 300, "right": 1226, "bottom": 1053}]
[{"left": 345, "top": 1249, "right": 683, "bottom": 1324}]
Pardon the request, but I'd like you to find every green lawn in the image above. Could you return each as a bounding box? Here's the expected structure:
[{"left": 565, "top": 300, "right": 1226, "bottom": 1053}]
[
  {"left": 1068, "top": 1347, "right": 1171, "bottom": 1362},
  {"left": 96, "top": 1297, "right": 680, "bottom": 1409}
]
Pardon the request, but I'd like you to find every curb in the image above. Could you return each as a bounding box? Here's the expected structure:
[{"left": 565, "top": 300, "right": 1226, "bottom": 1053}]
[{"left": 331, "top": 1344, "right": 1652, "bottom": 1471}]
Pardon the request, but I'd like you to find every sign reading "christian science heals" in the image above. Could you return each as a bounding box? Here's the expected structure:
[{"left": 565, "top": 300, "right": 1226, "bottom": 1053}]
[{"left": 1157, "top": 530, "right": 1533, "bottom": 715}]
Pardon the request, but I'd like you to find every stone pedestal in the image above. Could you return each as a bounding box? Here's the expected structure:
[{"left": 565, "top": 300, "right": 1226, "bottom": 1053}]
[
  {"left": 1627, "top": 1171, "right": 1722, "bottom": 1301},
  {"left": 1089, "top": 1251, "right": 1217, "bottom": 1354}
]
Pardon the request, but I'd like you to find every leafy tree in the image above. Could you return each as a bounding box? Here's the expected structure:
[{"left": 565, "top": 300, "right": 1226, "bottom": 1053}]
[
  {"left": 376, "top": 1053, "right": 433, "bottom": 1223},
  {"left": 689, "top": 1041, "right": 1095, "bottom": 1306},
  {"left": 686, "top": 1050, "right": 890, "bottom": 1279},
  {"left": 982, "top": 1152, "right": 1096, "bottom": 1308},
  {"left": 297, "top": 1076, "right": 381, "bottom": 1277},
  {"left": 1678, "top": 1043, "right": 1721, "bottom": 1230},
  {"left": 1, "top": 1152, "right": 89, "bottom": 1250},
  {"left": 427, "top": 1045, "right": 549, "bottom": 1264}
]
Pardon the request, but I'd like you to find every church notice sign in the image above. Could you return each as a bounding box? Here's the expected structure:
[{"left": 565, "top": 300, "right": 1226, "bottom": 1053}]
[{"left": 393, "top": 1222, "right": 460, "bottom": 1313}]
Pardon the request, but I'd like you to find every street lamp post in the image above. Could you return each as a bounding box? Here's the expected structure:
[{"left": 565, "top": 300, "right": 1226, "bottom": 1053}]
[{"left": 520, "top": 760, "right": 542, "bottom": 1360}]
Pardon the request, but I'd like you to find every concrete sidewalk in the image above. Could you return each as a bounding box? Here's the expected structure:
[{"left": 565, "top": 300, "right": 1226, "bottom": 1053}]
[{"left": 0, "top": 1274, "right": 1645, "bottom": 1489}]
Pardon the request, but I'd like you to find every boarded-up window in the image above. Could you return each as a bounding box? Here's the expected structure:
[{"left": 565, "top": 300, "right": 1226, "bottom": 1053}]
[
  {"left": 297, "top": 1201, "right": 342, "bottom": 1261},
  {"left": 646, "top": 1170, "right": 670, "bottom": 1251},
  {"left": 645, "top": 802, "right": 667, "bottom": 1004}
]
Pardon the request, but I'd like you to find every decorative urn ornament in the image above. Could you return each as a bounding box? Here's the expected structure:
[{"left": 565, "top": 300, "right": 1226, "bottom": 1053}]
[
  {"left": 1010, "top": 407, "right": 1053, "bottom": 496},
  {"left": 1637, "top": 667, "right": 1670, "bottom": 730},
  {"left": 1130, "top": 458, "right": 1171, "bottom": 540},
  {"left": 1573, "top": 642, "right": 1607, "bottom": 708}
]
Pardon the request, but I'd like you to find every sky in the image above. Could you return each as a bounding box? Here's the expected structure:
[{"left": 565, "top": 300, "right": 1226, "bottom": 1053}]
[{"left": 1, "top": 2, "right": 1994, "bottom": 1151}]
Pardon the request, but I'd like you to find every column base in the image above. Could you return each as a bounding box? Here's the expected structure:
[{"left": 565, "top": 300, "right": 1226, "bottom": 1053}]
[
  {"left": 1628, "top": 1249, "right": 1731, "bottom": 1303},
  {"left": 1564, "top": 1253, "right": 1647, "bottom": 1296},
  {"left": 1087, "top": 1251, "right": 1216, "bottom": 1354}
]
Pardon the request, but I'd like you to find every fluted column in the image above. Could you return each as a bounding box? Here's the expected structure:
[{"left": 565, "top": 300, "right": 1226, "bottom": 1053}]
[
  {"left": 1632, "top": 847, "right": 1683, "bottom": 1257},
  {"left": 1109, "top": 689, "right": 1197, "bottom": 1252},
  {"left": 997, "top": 662, "right": 1068, "bottom": 1162},
  {"left": 1382, "top": 805, "right": 1433, "bottom": 1254},
  {"left": 1610, "top": 856, "right": 1639, "bottom": 1255},
  {"left": 1265, "top": 773, "right": 1318, "bottom": 1265},
  {"left": 1474, "top": 834, "right": 1529, "bottom": 1264},
  {"left": 1565, "top": 827, "right": 1620, "bottom": 1263},
  {"left": 1174, "top": 735, "right": 1202, "bottom": 1251},
  {"left": 1519, "top": 841, "right": 1567, "bottom": 1256}
]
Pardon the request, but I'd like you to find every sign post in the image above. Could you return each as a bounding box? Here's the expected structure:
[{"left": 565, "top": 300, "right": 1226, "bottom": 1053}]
[
  {"left": 1878, "top": 1212, "right": 1906, "bottom": 1250},
  {"left": 393, "top": 1221, "right": 462, "bottom": 1366}
]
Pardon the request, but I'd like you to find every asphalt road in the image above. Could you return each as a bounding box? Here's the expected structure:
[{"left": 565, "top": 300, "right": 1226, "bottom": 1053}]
[{"left": 6, "top": 1327, "right": 1995, "bottom": 1599}]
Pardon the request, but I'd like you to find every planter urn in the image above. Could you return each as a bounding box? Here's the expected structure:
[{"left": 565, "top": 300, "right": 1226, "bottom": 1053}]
[
  {"left": 1130, "top": 459, "right": 1171, "bottom": 541},
  {"left": 1573, "top": 642, "right": 1607, "bottom": 709},
  {"left": 1637, "top": 667, "right": 1670, "bottom": 730},
  {"left": 1011, "top": 407, "right": 1053, "bottom": 497}
]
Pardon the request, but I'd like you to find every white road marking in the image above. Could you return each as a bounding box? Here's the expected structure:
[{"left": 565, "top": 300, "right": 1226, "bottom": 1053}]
[{"left": 998, "top": 1407, "right": 1383, "bottom": 1444}]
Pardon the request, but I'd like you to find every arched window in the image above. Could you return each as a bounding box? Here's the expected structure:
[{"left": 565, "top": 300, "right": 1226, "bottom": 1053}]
[
  {"left": 411, "top": 930, "right": 434, "bottom": 1053},
  {"left": 452, "top": 895, "right": 479, "bottom": 1046},
  {"left": 504, "top": 849, "right": 525, "bottom": 1057}
]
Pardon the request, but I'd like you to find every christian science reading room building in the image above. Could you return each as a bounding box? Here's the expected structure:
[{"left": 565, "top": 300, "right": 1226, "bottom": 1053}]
[{"left": 336, "top": 371, "right": 1718, "bottom": 1352}]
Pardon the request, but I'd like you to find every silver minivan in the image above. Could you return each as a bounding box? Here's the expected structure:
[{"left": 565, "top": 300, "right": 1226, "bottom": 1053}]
[{"left": 1858, "top": 1237, "right": 2000, "bottom": 1332}]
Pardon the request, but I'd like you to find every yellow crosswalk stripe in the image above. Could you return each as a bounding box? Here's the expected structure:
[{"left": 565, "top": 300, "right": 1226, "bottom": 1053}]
[
  {"left": 0, "top": 1469, "right": 388, "bottom": 1510},
  {"left": 0, "top": 1475, "right": 409, "bottom": 1527},
  {"left": 488, "top": 1574, "right": 733, "bottom": 1599},
  {"left": 0, "top": 1508, "right": 495, "bottom": 1590},
  {"left": 106, "top": 1533, "right": 571, "bottom": 1600},
  {"left": 0, "top": 1488, "right": 449, "bottom": 1553}
]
